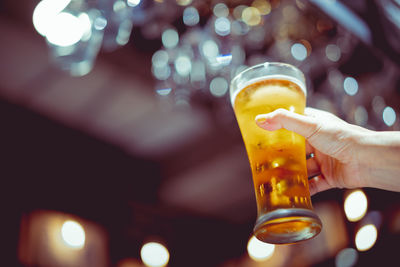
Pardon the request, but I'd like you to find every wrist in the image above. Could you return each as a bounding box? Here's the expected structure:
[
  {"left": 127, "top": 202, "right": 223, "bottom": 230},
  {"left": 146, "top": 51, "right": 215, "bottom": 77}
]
[{"left": 357, "top": 130, "right": 400, "bottom": 191}]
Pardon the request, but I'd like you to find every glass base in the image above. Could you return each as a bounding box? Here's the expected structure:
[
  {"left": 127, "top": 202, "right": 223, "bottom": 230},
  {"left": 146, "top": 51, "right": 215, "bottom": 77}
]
[{"left": 253, "top": 208, "right": 322, "bottom": 244}]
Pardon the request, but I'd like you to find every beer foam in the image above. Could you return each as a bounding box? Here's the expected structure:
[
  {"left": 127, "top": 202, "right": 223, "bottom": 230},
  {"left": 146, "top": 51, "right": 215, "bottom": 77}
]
[{"left": 230, "top": 74, "right": 306, "bottom": 106}]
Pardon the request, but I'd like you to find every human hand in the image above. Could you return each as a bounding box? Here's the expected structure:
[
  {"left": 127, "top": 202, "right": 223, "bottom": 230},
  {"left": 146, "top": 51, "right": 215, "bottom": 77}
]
[{"left": 255, "top": 108, "right": 370, "bottom": 196}]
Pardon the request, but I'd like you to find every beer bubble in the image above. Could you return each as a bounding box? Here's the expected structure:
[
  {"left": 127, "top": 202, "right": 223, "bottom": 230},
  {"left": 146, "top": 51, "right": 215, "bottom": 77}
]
[
  {"left": 255, "top": 162, "right": 269, "bottom": 173},
  {"left": 276, "top": 180, "right": 288, "bottom": 194},
  {"left": 271, "top": 158, "right": 285, "bottom": 168}
]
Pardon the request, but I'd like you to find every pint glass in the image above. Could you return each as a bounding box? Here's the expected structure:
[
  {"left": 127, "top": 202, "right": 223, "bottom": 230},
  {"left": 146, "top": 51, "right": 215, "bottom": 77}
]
[{"left": 230, "top": 62, "right": 322, "bottom": 244}]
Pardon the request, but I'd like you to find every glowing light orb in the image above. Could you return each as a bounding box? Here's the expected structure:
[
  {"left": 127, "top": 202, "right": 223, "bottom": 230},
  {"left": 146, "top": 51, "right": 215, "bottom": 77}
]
[
  {"left": 355, "top": 224, "right": 377, "bottom": 251},
  {"left": 46, "top": 12, "right": 87, "bottom": 47},
  {"left": 383, "top": 106, "right": 396, "bottom": 127},
  {"left": 140, "top": 242, "right": 170, "bottom": 267},
  {"left": 344, "top": 190, "right": 368, "bottom": 222},
  {"left": 61, "top": 220, "right": 85, "bottom": 249},
  {"left": 32, "top": 0, "right": 71, "bottom": 36},
  {"left": 247, "top": 236, "right": 275, "bottom": 261},
  {"left": 343, "top": 77, "right": 358, "bottom": 96}
]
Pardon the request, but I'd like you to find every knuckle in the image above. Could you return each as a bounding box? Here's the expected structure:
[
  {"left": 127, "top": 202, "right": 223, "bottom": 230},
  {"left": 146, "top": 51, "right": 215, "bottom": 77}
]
[
  {"left": 307, "top": 122, "right": 322, "bottom": 140},
  {"left": 274, "top": 108, "right": 289, "bottom": 117}
]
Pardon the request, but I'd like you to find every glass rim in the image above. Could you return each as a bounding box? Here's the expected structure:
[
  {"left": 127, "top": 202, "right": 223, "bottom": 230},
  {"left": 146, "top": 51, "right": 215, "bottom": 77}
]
[{"left": 230, "top": 62, "right": 306, "bottom": 105}]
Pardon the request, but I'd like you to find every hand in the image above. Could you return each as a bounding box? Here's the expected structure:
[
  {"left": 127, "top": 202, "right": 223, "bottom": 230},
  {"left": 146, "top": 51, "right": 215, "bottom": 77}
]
[{"left": 255, "top": 108, "right": 373, "bottom": 195}]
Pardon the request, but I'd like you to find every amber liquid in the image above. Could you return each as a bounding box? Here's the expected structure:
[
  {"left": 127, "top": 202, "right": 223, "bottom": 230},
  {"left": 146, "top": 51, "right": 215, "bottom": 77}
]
[{"left": 233, "top": 78, "right": 312, "bottom": 217}]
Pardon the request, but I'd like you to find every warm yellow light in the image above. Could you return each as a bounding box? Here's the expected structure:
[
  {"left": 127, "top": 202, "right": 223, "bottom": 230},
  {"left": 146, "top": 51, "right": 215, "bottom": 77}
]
[
  {"left": 118, "top": 258, "right": 143, "bottom": 267},
  {"left": 61, "top": 220, "right": 85, "bottom": 249},
  {"left": 176, "top": 0, "right": 192, "bottom": 6},
  {"left": 242, "top": 7, "right": 262, "bottom": 26},
  {"left": 140, "top": 242, "right": 170, "bottom": 267},
  {"left": 344, "top": 190, "right": 368, "bottom": 222},
  {"left": 252, "top": 0, "right": 271, "bottom": 15},
  {"left": 355, "top": 224, "right": 377, "bottom": 251},
  {"left": 247, "top": 236, "right": 275, "bottom": 261},
  {"left": 233, "top": 5, "right": 248, "bottom": 20}
]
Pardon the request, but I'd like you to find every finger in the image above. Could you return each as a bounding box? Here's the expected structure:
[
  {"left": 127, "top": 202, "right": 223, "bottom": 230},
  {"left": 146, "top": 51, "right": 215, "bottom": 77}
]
[
  {"left": 304, "top": 107, "right": 330, "bottom": 117},
  {"left": 306, "top": 157, "right": 320, "bottom": 178},
  {"left": 308, "top": 175, "right": 332, "bottom": 196},
  {"left": 255, "top": 108, "right": 321, "bottom": 140},
  {"left": 306, "top": 142, "right": 314, "bottom": 155}
]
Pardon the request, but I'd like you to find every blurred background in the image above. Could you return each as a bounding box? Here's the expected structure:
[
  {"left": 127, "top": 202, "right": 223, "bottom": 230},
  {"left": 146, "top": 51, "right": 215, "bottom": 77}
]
[{"left": 1, "top": 0, "right": 400, "bottom": 266}]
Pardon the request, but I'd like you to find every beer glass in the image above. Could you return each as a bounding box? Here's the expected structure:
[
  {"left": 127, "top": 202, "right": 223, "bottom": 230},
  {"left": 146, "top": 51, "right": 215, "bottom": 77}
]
[{"left": 230, "top": 62, "right": 322, "bottom": 244}]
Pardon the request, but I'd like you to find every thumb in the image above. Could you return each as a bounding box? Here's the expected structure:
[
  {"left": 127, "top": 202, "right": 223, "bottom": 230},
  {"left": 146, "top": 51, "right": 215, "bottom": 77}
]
[{"left": 255, "top": 108, "right": 321, "bottom": 140}]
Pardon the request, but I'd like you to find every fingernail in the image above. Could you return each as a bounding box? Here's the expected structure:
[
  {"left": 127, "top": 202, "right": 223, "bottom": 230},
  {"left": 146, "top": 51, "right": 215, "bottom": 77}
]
[{"left": 255, "top": 116, "right": 268, "bottom": 125}]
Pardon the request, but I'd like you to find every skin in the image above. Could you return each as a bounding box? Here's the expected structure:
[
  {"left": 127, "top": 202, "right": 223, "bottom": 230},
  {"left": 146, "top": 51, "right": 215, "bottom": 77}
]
[{"left": 255, "top": 107, "right": 400, "bottom": 196}]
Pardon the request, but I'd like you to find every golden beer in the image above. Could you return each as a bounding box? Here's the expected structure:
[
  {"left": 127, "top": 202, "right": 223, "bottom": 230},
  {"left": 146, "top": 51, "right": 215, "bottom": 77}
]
[{"left": 230, "top": 63, "right": 322, "bottom": 244}]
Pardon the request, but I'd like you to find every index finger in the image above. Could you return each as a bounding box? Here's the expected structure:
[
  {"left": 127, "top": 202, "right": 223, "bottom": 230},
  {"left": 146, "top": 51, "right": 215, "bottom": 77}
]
[{"left": 255, "top": 108, "right": 321, "bottom": 140}]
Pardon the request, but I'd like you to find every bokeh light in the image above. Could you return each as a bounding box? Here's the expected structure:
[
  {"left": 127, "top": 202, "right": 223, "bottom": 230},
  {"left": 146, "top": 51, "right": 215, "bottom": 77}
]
[
  {"left": 215, "top": 17, "right": 231, "bottom": 36},
  {"left": 46, "top": 12, "right": 86, "bottom": 47},
  {"left": 355, "top": 224, "right": 378, "bottom": 251},
  {"left": 162, "top": 28, "right": 179, "bottom": 49},
  {"left": 233, "top": 5, "right": 247, "bottom": 20},
  {"left": 78, "top": 12, "right": 92, "bottom": 42},
  {"left": 140, "top": 242, "right": 170, "bottom": 267},
  {"left": 216, "top": 54, "right": 233, "bottom": 66},
  {"left": 209, "top": 77, "right": 228, "bottom": 97},
  {"left": 190, "top": 61, "right": 206, "bottom": 89},
  {"left": 113, "top": 0, "right": 127, "bottom": 12},
  {"left": 116, "top": 20, "right": 133, "bottom": 45},
  {"left": 372, "top": 95, "right": 385, "bottom": 114},
  {"left": 152, "top": 50, "right": 169, "bottom": 68},
  {"left": 127, "top": 0, "right": 141, "bottom": 7},
  {"left": 174, "top": 55, "right": 192, "bottom": 76},
  {"left": 335, "top": 248, "right": 358, "bottom": 267},
  {"left": 242, "top": 7, "right": 262, "bottom": 26},
  {"left": 183, "top": 7, "right": 199, "bottom": 26},
  {"left": 213, "top": 3, "right": 229, "bottom": 17},
  {"left": 152, "top": 65, "right": 171, "bottom": 80},
  {"left": 201, "top": 40, "right": 219, "bottom": 60},
  {"left": 382, "top": 106, "right": 396, "bottom": 126},
  {"left": 61, "top": 220, "right": 85, "bottom": 249},
  {"left": 32, "top": 0, "right": 72, "bottom": 36},
  {"left": 326, "top": 44, "right": 341, "bottom": 62},
  {"left": 247, "top": 235, "right": 275, "bottom": 261},
  {"left": 344, "top": 190, "right": 368, "bottom": 222},
  {"left": 176, "top": 0, "right": 193, "bottom": 6},
  {"left": 343, "top": 77, "right": 358, "bottom": 96},
  {"left": 252, "top": 0, "right": 272, "bottom": 15},
  {"left": 231, "top": 20, "right": 250, "bottom": 36},
  {"left": 300, "top": 39, "right": 312, "bottom": 55},
  {"left": 291, "top": 43, "right": 307, "bottom": 61},
  {"left": 354, "top": 105, "right": 368, "bottom": 126},
  {"left": 156, "top": 87, "right": 172, "bottom": 96},
  {"left": 94, "top": 16, "right": 107, "bottom": 30}
]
